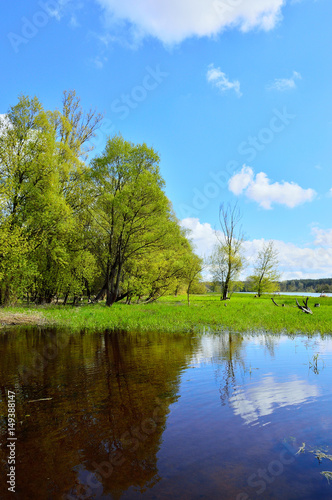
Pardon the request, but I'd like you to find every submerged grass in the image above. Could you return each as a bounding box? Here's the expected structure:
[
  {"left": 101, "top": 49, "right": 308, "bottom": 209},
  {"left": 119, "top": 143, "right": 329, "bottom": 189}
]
[{"left": 1, "top": 293, "right": 332, "bottom": 335}]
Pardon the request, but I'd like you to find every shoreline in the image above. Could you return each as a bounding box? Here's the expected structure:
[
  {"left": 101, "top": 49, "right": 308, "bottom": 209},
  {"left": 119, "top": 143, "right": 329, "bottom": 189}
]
[{"left": 0, "top": 294, "right": 331, "bottom": 335}]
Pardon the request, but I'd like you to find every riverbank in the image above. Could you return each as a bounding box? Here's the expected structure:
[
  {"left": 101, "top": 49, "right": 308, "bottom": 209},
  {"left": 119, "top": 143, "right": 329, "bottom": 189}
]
[
  {"left": 0, "top": 311, "right": 47, "bottom": 327},
  {"left": 1, "top": 294, "right": 331, "bottom": 335}
]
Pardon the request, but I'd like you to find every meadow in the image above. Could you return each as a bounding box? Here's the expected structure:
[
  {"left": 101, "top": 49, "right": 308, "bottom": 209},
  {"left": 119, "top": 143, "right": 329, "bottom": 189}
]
[{"left": 1, "top": 293, "right": 331, "bottom": 335}]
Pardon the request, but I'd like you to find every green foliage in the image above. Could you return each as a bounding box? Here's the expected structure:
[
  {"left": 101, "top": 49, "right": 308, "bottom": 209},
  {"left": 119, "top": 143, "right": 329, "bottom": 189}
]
[
  {"left": 89, "top": 135, "right": 199, "bottom": 305},
  {"left": 0, "top": 92, "right": 101, "bottom": 304},
  {"left": 0, "top": 95, "right": 199, "bottom": 306}
]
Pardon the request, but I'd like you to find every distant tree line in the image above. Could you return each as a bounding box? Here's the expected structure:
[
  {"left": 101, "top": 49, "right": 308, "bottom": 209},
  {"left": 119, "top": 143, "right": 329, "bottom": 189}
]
[
  {"left": 278, "top": 279, "right": 332, "bottom": 293},
  {"left": 0, "top": 92, "right": 202, "bottom": 306},
  {"left": 205, "top": 278, "right": 332, "bottom": 294}
]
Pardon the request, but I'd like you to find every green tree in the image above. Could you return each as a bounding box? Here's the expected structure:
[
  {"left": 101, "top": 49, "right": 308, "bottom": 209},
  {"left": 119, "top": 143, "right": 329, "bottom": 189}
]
[
  {"left": 248, "top": 241, "right": 280, "bottom": 297},
  {"left": 90, "top": 135, "right": 187, "bottom": 306},
  {"left": 0, "top": 92, "right": 101, "bottom": 304}
]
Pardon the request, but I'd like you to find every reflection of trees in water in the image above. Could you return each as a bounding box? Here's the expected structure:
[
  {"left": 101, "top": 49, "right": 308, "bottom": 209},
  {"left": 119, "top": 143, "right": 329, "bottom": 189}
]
[
  {"left": 215, "top": 333, "right": 246, "bottom": 405},
  {"left": 250, "top": 332, "right": 280, "bottom": 358},
  {"left": 208, "top": 332, "right": 282, "bottom": 406},
  {"left": 0, "top": 328, "right": 198, "bottom": 499}
]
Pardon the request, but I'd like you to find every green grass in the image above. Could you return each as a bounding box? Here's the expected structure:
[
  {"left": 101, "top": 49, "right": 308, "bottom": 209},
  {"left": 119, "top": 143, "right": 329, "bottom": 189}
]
[{"left": 1, "top": 293, "right": 332, "bottom": 335}]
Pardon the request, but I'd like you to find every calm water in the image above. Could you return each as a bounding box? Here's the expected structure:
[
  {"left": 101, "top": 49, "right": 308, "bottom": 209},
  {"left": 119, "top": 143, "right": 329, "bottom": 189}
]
[
  {"left": 1, "top": 327, "right": 332, "bottom": 499},
  {"left": 239, "top": 292, "right": 332, "bottom": 298}
]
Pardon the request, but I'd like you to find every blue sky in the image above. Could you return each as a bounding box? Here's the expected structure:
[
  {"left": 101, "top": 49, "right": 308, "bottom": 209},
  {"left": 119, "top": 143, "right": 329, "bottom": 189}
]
[{"left": 1, "top": 0, "right": 332, "bottom": 279}]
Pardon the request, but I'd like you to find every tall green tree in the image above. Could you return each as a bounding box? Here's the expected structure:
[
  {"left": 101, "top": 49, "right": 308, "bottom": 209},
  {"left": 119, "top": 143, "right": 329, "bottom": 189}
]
[
  {"left": 90, "top": 135, "right": 191, "bottom": 306},
  {"left": 0, "top": 92, "right": 101, "bottom": 304}
]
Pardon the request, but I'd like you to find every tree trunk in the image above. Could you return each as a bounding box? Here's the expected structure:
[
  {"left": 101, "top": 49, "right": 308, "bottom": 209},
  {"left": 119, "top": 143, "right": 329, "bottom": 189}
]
[
  {"left": 222, "top": 278, "right": 230, "bottom": 300},
  {"left": 85, "top": 279, "right": 91, "bottom": 302},
  {"left": 95, "top": 284, "right": 107, "bottom": 302},
  {"left": 106, "top": 262, "right": 123, "bottom": 306}
]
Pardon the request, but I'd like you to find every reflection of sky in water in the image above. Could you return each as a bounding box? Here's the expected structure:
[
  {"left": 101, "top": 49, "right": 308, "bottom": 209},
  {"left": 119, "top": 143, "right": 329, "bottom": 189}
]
[
  {"left": 229, "top": 375, "right": 320, "bottom": 425},
  {"left": 188, "top": 332, "right": 331, "bottom": 427},
  {"left": 155, "top": 333, "right": 332, "bottom": 499}
]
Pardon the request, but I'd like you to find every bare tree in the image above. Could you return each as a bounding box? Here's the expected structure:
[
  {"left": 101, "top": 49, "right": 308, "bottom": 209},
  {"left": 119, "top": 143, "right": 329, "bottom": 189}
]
[{"left": 210, "top": 203, "right": 245, "bottom": 301}]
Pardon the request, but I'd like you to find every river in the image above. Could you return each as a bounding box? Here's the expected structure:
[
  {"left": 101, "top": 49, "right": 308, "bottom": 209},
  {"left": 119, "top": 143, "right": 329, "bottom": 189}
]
[{"left": 1, "top": 327, "right": 332, "bottom": 499}]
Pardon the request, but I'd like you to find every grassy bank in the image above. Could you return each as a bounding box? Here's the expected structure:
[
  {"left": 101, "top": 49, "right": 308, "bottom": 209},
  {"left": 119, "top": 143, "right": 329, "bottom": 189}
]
[{"left": 1, "top": 293, "right": 331, "bottom": 335}]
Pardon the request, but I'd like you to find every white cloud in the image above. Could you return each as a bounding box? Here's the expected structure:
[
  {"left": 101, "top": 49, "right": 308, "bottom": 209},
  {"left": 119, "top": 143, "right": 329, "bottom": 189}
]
[
  {"left": 207, "top": 64, "right": 242, "bottom": 97},
  {"left": 229, "top": 375, "right": 319, "bottom": 425},
  {"left": 95, "top": 0, "right": 286, "bottom": 45},
  {"left": 181, "top": 217, "right": 332, "bottom": 280},
  {"left": 228, "top": 165, "right": 253, "bottom": 194},
  {"left": 267, "top": 70, "right": 302, "bottom": 91},
  {"left": 228, "top": 165, "right": 316, "bottom": 209},
  {"left": 312, "top": 227, "right": 332, "bottom": 247},
  {"left": 182, "top": 217, "right": 219, "bottom": 257}
]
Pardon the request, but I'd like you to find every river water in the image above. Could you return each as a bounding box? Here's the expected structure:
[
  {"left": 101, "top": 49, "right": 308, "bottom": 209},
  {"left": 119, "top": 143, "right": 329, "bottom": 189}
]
[{"left": 1, "top": 327, "right": 332, "bottom": 499}]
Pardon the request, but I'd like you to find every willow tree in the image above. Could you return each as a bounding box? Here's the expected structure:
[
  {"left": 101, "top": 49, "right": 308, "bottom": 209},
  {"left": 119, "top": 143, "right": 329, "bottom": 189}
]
[
  {"left": 89, "top": 135, "right": 189, "bottom": 306},
  {"left": 210, "top": 203, "right": 245, "bottom": 301}
]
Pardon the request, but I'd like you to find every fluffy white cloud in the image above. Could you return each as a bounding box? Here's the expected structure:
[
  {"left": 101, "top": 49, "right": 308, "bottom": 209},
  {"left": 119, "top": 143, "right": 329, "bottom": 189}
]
[
  {"left": 181, "top": 217, "right": 332, "bottom": 279},
  {"left": 267, "top": 70, "right": 302, "bottom": 91},
  {"left": 95, "top": 0, "right": 286, "bottom": 45},
  {"left": 228, "top": 165, "right": 253, "bottom": 194},
  {"left": 228, "top": 166, "right": 316, "bottom": 209},
  {"left": 182, "top": 217, "right": 219, "bottom": 257},
  {"left": 207, "top": 65, "right": 242, "bottom": 97}
]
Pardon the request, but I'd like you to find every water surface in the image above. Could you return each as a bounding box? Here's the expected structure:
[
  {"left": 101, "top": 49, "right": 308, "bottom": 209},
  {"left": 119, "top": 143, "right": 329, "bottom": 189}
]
[{"left": 1, "top": 327, "right": 332, "bottom": 499}]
